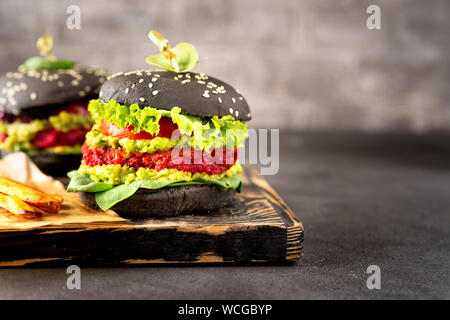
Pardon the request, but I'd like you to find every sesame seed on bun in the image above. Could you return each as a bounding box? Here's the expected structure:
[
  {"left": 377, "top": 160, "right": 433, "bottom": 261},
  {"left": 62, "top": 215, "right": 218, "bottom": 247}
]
[
  {"left": 99, "top": 70, "right": 251, "bottom": 121},
  {"left": 0, "top": 66, "right": 108, "bottom": 115}
]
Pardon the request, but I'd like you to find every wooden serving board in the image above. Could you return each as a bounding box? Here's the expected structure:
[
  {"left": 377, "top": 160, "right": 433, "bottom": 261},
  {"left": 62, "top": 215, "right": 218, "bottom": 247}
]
[{"left": 0, "top": 166, "right": 303, "bottom": 266}]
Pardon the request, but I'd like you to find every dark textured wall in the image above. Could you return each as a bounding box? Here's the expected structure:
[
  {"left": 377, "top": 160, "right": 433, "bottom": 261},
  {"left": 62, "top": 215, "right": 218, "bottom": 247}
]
[{"left": 0, "top": 0, "right": 449, "bottom": 132}]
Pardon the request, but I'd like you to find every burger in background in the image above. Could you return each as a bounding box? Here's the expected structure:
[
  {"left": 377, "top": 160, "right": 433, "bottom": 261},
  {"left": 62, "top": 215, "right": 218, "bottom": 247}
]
[{"left": 0, "top": 35, "right": 108, "bottom": 176}]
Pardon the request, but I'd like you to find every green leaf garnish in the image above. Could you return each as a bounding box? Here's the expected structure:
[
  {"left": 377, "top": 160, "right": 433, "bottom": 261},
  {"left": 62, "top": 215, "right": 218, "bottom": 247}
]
[
  {"left": 18, "top": 56, "right": 75, "bottom": 72},
  {"left": 146, "top": 42, "right": 199, "bottom": 73},
  {"left": 145, "top": 30, "right": 199, "bottom": 73}
]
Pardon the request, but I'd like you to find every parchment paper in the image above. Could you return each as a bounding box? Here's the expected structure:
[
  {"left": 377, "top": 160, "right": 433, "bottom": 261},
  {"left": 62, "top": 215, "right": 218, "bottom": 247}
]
[{"left": 0, "top": 152, "right": 124, "bottom": 230}]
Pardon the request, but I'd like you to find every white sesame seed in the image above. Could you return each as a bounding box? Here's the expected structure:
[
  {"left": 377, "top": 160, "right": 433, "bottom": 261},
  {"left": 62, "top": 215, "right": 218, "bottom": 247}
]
[
  {"left": 232, "top": 98, "right": 236, "bottom": 103},
  {"left": 247, "top": 113, "right": 251, "bottom": 117},
  {"left": 139, "top": 97, "right": 145, "bottom": 102},
  {"left": 197, "top": 80, "right": 206, "bottom": 84},
  {"left": 6, "top": 82, "right": 12, "bottom": 87},
  {"left": 79, "top": 91, "right": 86, "bottom": 97},
  {"left": 139, "top": 79, "right": 144, "bottom": 83},
  {"left": 148, "top": 83, "right": 153, "bottom": 89},
  {"left": 30, "top": 92, "right": 37, "bottom": 100},
  {"left": 217, "top": 86, "right": 226, "bottom": 94},
  {"left": 154, "top": 74, "right": 160, "bottom": 77},
  {"left": 131, "top": 84, "right": 135, "bottom": 88},
  {"left": 239, "top": 97, "right": 243, "bottom": 100},
  {"left": 181, "top": 79, "right": 190, "bottom": 84},
  {"left": 229, "top": 108, "right": 233, "bottom": 114},
  {"left": 125, "top": 88, "right": 130, "bottom": 94},
  {"left": 218, "top": 97, "right": 222, "bottom": 103},
  {"left": 235, "top": 110, "right": 239, "bottom": 117},
  {"left": 152, "top": 77, "right": 157, "bottom": 82},
  {"left": 152, "top": 90, "right": 159, "bottom": 95},
  {"left": 71, "top": 80, "right": 79, "bottom": 86},
  {"left": 57, "top": 81, "right": 64, "bottom": 87}
]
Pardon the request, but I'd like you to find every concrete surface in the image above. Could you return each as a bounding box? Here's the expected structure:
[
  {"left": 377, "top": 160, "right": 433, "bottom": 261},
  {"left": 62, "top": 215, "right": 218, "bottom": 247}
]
[{"left": 0, "top": 132, "right": 449, "bottom": 299}]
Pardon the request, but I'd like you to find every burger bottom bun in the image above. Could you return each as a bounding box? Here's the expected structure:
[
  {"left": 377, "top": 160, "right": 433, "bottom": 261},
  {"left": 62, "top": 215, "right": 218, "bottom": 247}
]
[
  {"left": 79, "top": 185, "right": 237, "bottom": 219},
  {"left": 1, "top": 150, "right": 81, "bottom": 177}
]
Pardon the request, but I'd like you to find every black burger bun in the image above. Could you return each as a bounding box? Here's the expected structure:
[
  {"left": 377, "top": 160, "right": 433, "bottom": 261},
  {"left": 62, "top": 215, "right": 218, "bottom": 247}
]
[
  {"left": 79, "top": 184, "right": 237, "bottom": 219},
  {"left": 99, "top": 70, "right": 251, "bottom": 121},
  {"left": 0, "top": 150, "right": 81, "bottom": 177},
  {"left": 0, "top": 66, "right": 108, "bottom": 115}
]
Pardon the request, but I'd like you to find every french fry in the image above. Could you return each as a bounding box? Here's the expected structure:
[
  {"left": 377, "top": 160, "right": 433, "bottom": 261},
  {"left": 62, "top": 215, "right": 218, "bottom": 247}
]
[
  {"left": 44, "top": 194, "right": 63, "bottom": 212},
  {"left": 32, "top": 201, "right": 61, "bottom": 215},
  {"left": 47, "top": 194, "right": 63, "bottom": 202},
  {"left": 0, "top": 193, "right": 42, "bottom": 219},
  {"left": 0, "top": 177, "right": 63, "bottom": 214}
]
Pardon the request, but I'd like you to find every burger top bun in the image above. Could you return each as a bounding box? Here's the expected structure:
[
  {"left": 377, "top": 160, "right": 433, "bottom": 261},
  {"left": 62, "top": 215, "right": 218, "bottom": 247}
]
[
  {"left": 0, "top": 66, "right": 108, "bottom": 115},
  {"left": 99, "top": 70, "right": 251, "bottom": 121}
]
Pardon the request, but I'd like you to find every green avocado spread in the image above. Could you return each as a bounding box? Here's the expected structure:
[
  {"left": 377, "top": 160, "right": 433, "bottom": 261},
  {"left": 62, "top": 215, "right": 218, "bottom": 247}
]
[
  {"left": 0, "top": 120, "right": 47, "bottom": 151},
  {"left": 85, "top": 129, "right": 179, "bottom": 154},
  {"left": 48, "top": 111, "right": 93, "bottom": 133},
  {"left": 0, "top": 112, "right": 92, "bottom": 153},
  {"left": 78, "top": 162, "right": 242, "bottom": 185}
]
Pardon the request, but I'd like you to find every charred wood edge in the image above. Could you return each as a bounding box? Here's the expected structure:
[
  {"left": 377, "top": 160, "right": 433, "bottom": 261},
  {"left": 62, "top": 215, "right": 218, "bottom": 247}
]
[
  {"left": 0, "top": 224, "right": 287, "bottom": 266},
  {"left": 0, "top": 166, "right": 303, "bottom": 266},
  {"left": 244, "top": 166, "right": 304, "bottom": 261}
]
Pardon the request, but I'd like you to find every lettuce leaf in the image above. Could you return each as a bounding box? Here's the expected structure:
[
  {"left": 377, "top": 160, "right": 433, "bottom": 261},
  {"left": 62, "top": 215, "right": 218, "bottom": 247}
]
[
  {"left": 67, "top": 170, "right": 113, "bottom": 192},
  {"left": 88, "top": 99, "right": 248, "bottom": 151},
  {"left": 67, "top": 170, "right": 242, "bottom": 211},
  {"left": 95, "top": 181, "right": 144, "bottom": 210}
]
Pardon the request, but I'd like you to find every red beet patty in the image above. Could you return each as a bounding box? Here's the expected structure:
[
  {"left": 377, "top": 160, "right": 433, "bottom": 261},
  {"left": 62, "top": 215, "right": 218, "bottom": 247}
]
[{"left": 82, "top": 143, "right": 238, "bottom": 175}]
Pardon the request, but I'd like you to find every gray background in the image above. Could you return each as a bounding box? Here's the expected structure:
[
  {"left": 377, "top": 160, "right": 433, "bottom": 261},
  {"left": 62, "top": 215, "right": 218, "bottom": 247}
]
[{"left": 0, "top": 0, "right": 449, "bottom": 132}]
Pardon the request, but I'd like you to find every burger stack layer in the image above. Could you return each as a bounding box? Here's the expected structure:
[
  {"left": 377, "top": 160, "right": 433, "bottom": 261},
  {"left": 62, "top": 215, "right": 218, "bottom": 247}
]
[{"left": 68, "top": 70, "right": 251, "bottom": 217}]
